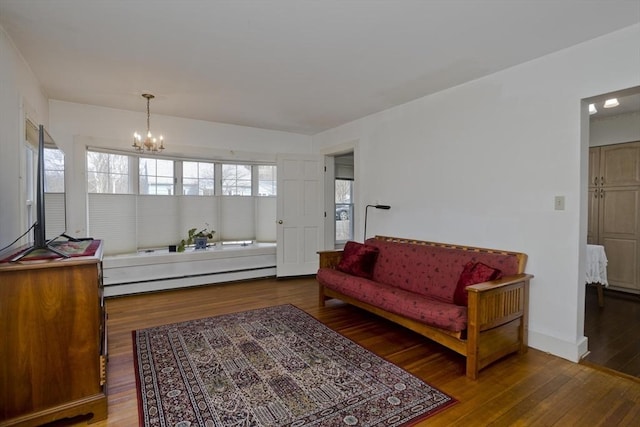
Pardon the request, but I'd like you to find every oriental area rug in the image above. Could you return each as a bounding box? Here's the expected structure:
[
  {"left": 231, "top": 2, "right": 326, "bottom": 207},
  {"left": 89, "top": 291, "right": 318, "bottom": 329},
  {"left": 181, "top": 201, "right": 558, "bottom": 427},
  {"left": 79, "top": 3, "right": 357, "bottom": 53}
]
[{"left": 133, "top": 304, "right": 456, "bottom": 427}]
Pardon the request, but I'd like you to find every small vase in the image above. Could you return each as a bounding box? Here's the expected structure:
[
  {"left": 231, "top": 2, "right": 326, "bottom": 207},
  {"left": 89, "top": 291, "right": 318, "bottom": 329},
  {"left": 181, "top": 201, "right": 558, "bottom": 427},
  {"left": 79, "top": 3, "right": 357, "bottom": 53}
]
[{"left": 194, "top": 236, "right": 208, "bottom": 250}]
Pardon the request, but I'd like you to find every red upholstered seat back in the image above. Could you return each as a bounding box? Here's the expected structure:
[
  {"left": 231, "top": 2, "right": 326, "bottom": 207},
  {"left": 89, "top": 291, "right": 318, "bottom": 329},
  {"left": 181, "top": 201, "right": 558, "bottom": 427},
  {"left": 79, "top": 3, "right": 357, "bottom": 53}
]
[{"left": 365, "top": 238, "right": 520, "bottom": 304}]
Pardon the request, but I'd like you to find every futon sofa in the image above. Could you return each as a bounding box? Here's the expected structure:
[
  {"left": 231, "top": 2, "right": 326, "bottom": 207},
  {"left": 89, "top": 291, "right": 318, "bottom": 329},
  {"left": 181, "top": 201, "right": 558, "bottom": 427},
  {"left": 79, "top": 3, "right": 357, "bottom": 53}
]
[{"left": 317, "top": 235, "right": 533, "bottom": 379}]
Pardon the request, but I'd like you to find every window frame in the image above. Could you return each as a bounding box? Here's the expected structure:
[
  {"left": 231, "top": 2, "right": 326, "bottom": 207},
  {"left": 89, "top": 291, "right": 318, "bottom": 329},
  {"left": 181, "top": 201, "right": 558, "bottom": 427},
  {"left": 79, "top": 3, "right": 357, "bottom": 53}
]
[
  {"left": 139, "top": 157, "right": 176, "bottom": 196},
  {"left": 335, "top": 178, "right": 354, "bottom": 244},
  {"left": 43, "top": 147, "right": 65, "bottom": 193},
  {"left": 86, "top": 150, "right": 134, "bottom": 194},
  {"left": 221, "top": 163, "right": 253, "bottom": 196},
  {"left": 256, "top": 164, "right": 277, "bottom": 197},
  {"left": 182, "top": 160, "right": 215, "bottom": 196}
]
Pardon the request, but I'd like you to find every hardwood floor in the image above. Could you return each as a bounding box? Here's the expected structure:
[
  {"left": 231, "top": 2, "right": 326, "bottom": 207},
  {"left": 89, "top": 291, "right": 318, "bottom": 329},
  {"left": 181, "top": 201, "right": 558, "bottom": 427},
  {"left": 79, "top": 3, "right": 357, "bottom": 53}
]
[
  {"left": 57, "top": 277, "right": 640, "bottom": 426},
  {"left": 583, "top": 285, "right": 640, "bottom": 378}
]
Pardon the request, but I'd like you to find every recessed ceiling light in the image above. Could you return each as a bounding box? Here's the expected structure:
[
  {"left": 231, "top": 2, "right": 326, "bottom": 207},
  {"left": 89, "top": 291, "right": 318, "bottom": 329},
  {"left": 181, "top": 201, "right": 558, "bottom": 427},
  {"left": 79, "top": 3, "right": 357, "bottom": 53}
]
[
  {"left": 589, "top": 104, "right": 597, "bottom": 115},
  {"left": 603, "top": 98, "right": 619, "bottom": 108}
]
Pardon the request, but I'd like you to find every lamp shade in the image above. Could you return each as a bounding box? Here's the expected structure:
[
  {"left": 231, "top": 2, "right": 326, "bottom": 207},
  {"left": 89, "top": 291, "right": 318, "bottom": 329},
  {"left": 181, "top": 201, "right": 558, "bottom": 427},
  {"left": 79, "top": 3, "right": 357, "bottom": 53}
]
[{"left": 363, "top": 204, "right": 391, "bottom": 240}]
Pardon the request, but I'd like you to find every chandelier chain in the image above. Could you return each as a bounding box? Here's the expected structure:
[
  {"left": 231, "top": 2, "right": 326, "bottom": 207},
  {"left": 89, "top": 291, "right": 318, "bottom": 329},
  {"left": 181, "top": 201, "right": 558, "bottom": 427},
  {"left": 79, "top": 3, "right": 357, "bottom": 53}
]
[{"left": 146, "top": 97, "right": 150, "bottom": 134}]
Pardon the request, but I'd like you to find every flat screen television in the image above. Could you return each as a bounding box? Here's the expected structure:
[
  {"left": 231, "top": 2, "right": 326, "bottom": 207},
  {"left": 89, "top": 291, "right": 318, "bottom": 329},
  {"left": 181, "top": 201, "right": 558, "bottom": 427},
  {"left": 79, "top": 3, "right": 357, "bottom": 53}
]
[{"left": 12, "top": 123, "right": 68, "bottom": 261}]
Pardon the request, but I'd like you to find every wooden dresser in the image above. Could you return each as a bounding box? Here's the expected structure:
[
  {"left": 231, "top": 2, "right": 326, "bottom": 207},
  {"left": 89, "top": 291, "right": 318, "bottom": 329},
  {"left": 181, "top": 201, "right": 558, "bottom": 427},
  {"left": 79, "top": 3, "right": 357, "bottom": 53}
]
[{"left": 0, "top": 241, "right": 107, "bottom": 426}]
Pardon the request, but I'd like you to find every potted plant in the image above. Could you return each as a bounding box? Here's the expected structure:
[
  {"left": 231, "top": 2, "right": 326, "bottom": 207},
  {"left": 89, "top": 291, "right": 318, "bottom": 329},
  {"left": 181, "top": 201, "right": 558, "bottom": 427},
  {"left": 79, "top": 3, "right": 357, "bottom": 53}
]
[{"left": 177, "top": 226, "right": 215, "bottom": 252}]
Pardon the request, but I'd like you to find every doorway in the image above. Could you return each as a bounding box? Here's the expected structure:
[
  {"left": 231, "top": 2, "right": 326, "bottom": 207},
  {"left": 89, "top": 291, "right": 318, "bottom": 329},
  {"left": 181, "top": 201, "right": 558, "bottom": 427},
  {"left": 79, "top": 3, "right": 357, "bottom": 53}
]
[{"left": 583, "top": 88, "right": 640, "bottom": 378}]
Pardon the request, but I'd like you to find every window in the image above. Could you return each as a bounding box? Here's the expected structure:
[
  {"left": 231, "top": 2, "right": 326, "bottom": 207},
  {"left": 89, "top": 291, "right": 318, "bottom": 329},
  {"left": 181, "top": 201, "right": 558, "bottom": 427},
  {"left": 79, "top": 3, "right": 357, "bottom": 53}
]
[
  {"left": 43, "top": 148, "right": 65, "bottom": 192},
  {"left": 335, "top": 179, "right": 354, "bottom": 243},
  {"left": 87, "top": 151, "right": 131, "bottom": 193},
  {"left": 85, "top": 150, "right": 278, "bottom": 254},
  {"left": 24, "top": 144, "right": 35, "bottom": 231},
  {"left": 183, "top": 161, "right": 214, "bottom": 195},
  {"left": 140, "top": 158, "right": 174, "bottom": 195},
  {"left": 257, "top": 165, "right": 277, "bottom": 196},
  {"left": 222, "top": 164, "right": 252, "bottom": 195}
]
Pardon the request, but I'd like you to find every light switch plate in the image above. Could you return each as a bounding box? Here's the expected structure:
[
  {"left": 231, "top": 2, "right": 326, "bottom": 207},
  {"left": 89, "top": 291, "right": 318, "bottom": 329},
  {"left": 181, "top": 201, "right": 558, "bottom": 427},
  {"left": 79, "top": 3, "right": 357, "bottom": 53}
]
[{"left": 554, "top": 196, "right": 565, "bottom": 211}]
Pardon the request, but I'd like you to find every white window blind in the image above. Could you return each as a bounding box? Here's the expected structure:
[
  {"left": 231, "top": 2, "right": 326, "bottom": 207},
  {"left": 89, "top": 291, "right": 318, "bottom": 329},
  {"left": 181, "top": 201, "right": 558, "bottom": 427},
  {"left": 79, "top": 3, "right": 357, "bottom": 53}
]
[
  {"left": 256, "top": 197, "right": 276, "bottom": 242},
  {"left": 136, "top": 196, "right": 180, "bottom": 249},
  {"left": 44, "top": 193, "right": 66, "bottom": 240},
  {"left": 220, "top": 196, "right": 255, "bottom": 241},
  {"left": 88, "top": 194, "right": 137, "bottom": 254},
  {"left": 177, "top": 195, "right": 218, "bottom": 240}
]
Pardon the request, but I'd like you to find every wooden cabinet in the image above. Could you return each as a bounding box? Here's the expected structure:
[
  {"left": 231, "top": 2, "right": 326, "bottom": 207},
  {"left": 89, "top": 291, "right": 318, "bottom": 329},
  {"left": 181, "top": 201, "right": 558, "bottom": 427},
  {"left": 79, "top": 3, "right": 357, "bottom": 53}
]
[
  {"left": 0, "top": 241, "right": 107, "bottom": 426},
  {"left": 588, "top": 142, "right": 640, "bottom": 294}
]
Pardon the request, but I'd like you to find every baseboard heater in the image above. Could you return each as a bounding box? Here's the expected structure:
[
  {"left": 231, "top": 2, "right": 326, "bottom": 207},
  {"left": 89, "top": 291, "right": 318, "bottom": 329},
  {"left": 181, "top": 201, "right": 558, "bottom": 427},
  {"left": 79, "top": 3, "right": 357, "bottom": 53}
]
[{"left": 103, "top": 265, "right": 276, "bottom": 297}]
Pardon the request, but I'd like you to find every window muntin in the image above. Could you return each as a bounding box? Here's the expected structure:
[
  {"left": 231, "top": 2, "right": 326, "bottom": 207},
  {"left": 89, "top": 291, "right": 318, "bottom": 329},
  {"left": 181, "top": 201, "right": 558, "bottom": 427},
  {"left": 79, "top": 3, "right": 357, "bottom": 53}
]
[
  {"left": 87, "top": 151, "right": 131, "bottom": 194},
  {"left": 257, "top": 165, "right": 277, "bottom": 196},
  {"left": 183, "top": 161, "right": 214, "bottom": 195},
  {"left": 222, "top": 164, "right": 252, "bottom": 196},
  {"left": 140, "top": 158, "right": 174, "bottom": 195}
]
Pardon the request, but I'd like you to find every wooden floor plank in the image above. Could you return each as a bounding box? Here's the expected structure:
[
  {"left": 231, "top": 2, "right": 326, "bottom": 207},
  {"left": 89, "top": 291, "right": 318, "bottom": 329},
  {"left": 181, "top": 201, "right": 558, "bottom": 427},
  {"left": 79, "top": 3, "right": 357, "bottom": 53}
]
[
  {"left": 45, "top": 277, "right": 640, "bottom": 426},
  {"left": 583, "top": 286, "right": 640, "bottom": 378}
]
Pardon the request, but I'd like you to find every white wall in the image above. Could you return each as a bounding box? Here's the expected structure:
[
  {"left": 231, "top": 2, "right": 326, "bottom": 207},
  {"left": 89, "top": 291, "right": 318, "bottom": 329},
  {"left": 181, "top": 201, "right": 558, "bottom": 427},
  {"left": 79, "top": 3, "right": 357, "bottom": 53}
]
[
  {"left": 312, "top": 24, "right": 640, "bottom": 362},
  {"left": 48, "top": 101, "right": 312, "bottom": 238},
  {"left": 0, "top": 26, "right": 49, "bottom": 249}
]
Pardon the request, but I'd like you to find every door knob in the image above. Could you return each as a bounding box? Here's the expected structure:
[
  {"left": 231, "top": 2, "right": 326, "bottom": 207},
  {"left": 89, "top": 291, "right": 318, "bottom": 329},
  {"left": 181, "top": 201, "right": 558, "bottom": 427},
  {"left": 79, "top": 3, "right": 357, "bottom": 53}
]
[{"left": 278, "top": 220, "right": 283, "bottom": 224}]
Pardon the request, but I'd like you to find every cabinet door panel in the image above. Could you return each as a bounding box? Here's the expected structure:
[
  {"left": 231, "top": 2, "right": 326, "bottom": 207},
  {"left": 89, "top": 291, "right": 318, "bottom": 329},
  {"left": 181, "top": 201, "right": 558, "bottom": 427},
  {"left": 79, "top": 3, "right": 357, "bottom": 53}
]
[
  {"left": 599, "top": 187, "right": 640, "bottom": 292},
  {"left": 600, "top": 187, "right": 639, "bottom": 236},
  {"left": 599, "top": 142, "right": 640, "bottom": 186}
]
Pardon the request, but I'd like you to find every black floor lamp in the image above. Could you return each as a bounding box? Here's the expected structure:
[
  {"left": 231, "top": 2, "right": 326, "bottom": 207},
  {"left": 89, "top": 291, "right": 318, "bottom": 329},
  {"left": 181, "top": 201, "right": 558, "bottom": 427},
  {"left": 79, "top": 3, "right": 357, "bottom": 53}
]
[{"left": 364, "top": 204, "right": 391, "bottom": 241}]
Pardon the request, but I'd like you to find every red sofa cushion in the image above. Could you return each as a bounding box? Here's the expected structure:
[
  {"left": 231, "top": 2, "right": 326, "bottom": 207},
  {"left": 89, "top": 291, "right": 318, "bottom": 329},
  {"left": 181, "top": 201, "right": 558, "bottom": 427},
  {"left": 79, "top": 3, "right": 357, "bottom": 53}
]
[
  {"left": 317, "top": 268, "right": 468, "bottom": 332},
  {"left": 336, "top": 241, "right": 379, "bottom": 279},
  {"left": 453, "top": 261, "right": 503, "bottom": 306}
]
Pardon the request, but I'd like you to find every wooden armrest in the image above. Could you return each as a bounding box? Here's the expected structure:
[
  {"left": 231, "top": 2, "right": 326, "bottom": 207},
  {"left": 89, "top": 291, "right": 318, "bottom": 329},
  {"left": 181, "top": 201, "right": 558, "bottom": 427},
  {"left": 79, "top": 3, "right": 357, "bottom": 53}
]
[
  {"left": 317, "top": 250, "right": 343, "bottom": 269},
  {"left": 467, "top": 273, "right": 533, "bottom": 332},
  {"left": 466, "top": 273, "right": 534, "bottom": 293}
]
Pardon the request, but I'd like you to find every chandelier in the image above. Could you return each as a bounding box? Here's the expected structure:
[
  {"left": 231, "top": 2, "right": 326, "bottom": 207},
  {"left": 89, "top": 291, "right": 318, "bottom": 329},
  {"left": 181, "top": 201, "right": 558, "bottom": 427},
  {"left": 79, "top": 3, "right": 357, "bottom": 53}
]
[{"left": 133, "top": 93, "right": 165, "bottom": 152}]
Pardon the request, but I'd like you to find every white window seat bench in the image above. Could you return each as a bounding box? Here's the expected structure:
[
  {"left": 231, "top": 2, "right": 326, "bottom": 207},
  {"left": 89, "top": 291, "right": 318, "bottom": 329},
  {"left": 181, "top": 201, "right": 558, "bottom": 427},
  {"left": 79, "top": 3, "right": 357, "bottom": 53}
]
[{"left": 102, "top": 243, "right": 276, "bottom": 297}]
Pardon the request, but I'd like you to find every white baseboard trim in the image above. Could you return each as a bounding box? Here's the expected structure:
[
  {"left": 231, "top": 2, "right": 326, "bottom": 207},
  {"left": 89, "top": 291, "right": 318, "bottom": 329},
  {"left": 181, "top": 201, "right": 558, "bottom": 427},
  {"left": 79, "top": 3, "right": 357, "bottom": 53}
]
[{"left": 528, "top": 330, "right": 589, "bottom": 363}]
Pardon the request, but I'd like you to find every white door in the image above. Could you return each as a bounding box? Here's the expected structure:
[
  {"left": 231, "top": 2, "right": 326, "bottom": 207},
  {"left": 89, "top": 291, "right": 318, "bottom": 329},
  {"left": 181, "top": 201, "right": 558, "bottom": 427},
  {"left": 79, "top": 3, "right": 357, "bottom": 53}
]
[{"left": 276, "top": 154, "right": 324, "bottom": 277}]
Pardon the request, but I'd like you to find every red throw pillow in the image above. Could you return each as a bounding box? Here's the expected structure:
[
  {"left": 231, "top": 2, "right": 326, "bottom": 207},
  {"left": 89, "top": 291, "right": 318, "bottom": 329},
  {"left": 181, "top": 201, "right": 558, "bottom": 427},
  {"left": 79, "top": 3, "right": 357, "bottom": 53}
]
[
  {"left": 454, "top": 261, "right": 502, "bottom": 306},
  {"left": 337, "top": 241, "right": 380, "bottom": 279}
]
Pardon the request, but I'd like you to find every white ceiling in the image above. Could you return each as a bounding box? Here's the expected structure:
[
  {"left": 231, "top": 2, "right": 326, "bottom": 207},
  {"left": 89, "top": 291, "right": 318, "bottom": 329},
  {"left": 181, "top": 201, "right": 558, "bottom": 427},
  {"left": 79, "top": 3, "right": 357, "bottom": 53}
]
[{"left": 1, "top": 0, "right": 638, "bottom": 135}]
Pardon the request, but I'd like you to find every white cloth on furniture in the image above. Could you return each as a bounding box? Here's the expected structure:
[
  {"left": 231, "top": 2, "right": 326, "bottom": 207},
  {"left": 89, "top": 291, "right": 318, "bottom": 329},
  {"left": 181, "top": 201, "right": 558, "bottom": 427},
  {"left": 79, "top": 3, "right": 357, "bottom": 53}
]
[{"left": 586, "top": 244, "right": 608, "bottom": 286}]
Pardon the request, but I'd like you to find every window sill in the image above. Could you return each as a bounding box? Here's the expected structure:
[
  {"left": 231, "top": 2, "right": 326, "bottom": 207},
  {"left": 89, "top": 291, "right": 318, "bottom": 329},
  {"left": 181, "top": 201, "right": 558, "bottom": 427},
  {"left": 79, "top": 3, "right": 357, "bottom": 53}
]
[{"left": 104, "top": 242, "right": 276, "bottom": 268}]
